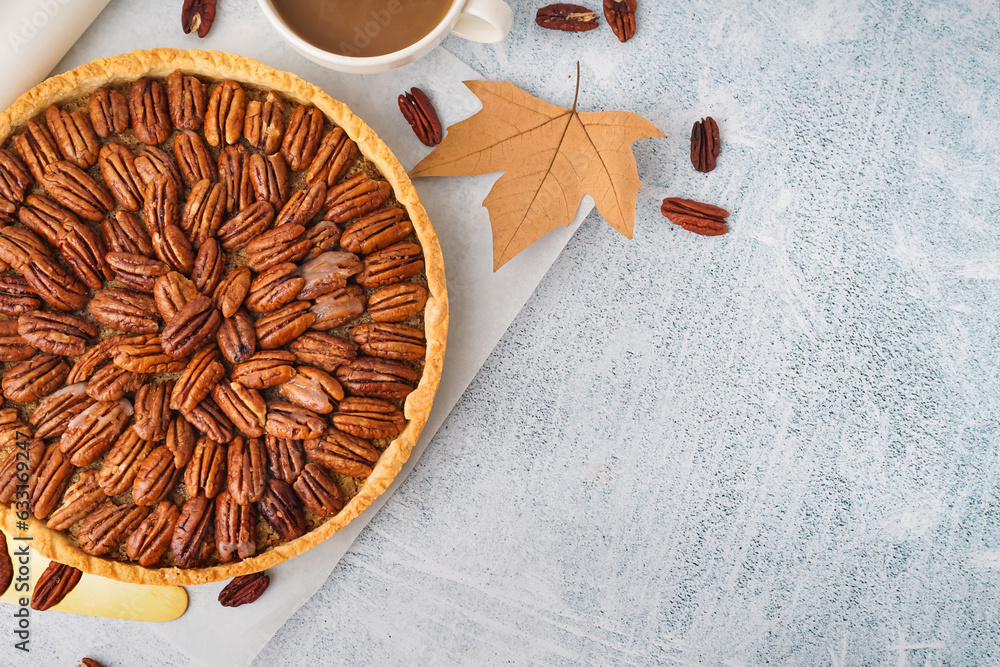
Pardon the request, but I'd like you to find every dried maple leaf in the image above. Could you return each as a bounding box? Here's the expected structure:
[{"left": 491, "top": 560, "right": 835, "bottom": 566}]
[{"left": 409, "top": 65, "right": 664, "bottom": 270}]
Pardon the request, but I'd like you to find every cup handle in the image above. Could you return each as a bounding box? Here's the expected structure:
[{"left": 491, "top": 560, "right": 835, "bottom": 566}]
[{"left": 451, "top": 0, "right": 514, "bottom": 43}]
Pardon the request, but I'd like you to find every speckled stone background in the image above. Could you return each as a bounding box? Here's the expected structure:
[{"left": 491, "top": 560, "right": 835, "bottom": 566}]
[{"left": 12, "top": 0, "right": 1000, "bottom": 664}]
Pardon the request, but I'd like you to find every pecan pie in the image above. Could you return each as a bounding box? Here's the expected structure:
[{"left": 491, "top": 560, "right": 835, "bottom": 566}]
[{"left": 0, "top": 50, "right": 446, "bottom": 585}]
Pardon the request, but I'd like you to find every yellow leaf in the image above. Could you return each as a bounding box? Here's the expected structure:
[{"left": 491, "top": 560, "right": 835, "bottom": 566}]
[{"left": 409, "top": 69, "right": 664, "bottom": 270}]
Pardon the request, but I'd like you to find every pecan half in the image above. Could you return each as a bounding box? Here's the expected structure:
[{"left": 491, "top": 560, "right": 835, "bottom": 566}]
[
  {"left": 60, "top": 398, "right": 133, "bottom": 467},
  {"left": 45, "top": 105, "right": 100, "bottom": 169},
  {"left": 398, "top": 88, "right": 443, "bottom": 147},
  {"left": 246, "top": 263, "right": 304, "bottom": 313},
  {"left": 88, "top": 87, "right": 129, "bottom": 138},
  {"left": 135, "top": 146, "right": 182, "bottom": 188},
  {"left": 154, "top": 271, "right": 200, "bottom": 321},
  {"left": 298, "top": 251, "right": 363, "bottom": 300},
  {"left": 215, "top": 491, "right": 257, "bottom": 563},
  {"left": 0, "top": 438, "right": 43, "bottom": 504},
  {"left": 690, "top": 116, "right": 721, "bottom": 173},
  {"left": 68, "top": 334, "right": 125, "bottom": 384},
  {"left": 304, "top": 220, "right": 343, "bottom": 260},
  {"left": 30, "top": 383, "right": 94, "bottom": 440},
  {"left": 3, "top": 353, "right": 70, "bottom": 402},
  {"left": 205, "top": 80, "right": 245, "bottom": 147},
  {"left": 289, "top": 331, "right": 358, "bottom": 373},
  {"left": 281, "top": 105, "right": 324, "bottom": 171},
  {"left": 216, "top": 200, "right": 275, "bottom": 252},
  {"left": 131, "top": 77, "right": 172, "bottom": 144},
  {"left": 603, "top": 0, "right": 637, "bottom": 42},
  {"left": 190, "top": 240, "right": 222, "bottom": 297},
  {"left": 257, "top": 479, "right": 305, "bottom": 540},
  {"left": 18, "top": 310, "right": 97, "bottom": 357},
  {"left": 0, "top": 533, "right": 12, "bottom": 596},
  {"left": 255, "top": 301, "right": 316, "bottom": 349},
  {"left": 90, "top": 288, "right": 160, "bottom": 334},
  {"left": 133, "top": 381, "right": 174, "bottom": 441},
  {"left": 310, "top": 286, "right": 367, "bottom": 330},
  {"left": 275, "top": 180, "right": 326, "bottom": 228},
  {"left": 0, "top": 319, "right": 35, "bottom": 361},
  {"left": 23, "top": 253, "right": 89, "bottom": 311},
  {"left": 98, "top": 143, "right": 144, "bottom": 211},
  {"left": 172, "top": 493, "right": 215, "bottom": 568},
  {"left": 246, "top": 223, "right": 310, "bottom": 273},
  {"left": 231, "top": 350, "right": 297, "bottom": 389},
  {"left": 143, "top": 172, "right": 180, "bottom": 240},
  {"left": 17, "top": 194, "right": 75, "bottom": 246},
  {"left": 536, "top": 4, "right": 599, "bottom": 31},
  {"left": 213, "top": 380, "right": 266, "bottom": 437},
  {"left": 78, "top": 501, "right": 151, "bottom": 556},
  {"left": 293, "top": 463, "right": 344, "bottom": 517},
  {"left": 41, "top": 160, "right": 114, "bottom": 221},
  {"left": 182, "top": 0, "right": 217, "bottom": 37},
  {"left": 323, "top": 173, "right": 392, "bottom": 224},
  {"left": 29, "top": 442, "right": 76, "bottom": 519},
  {"left": 250, "top": 152, "right": 290, "bottom": 211},
  {"left": 660, "top": 197, "right": 730, "bottom": 236},
  {"left": 0, "top": 408, "right": 30, "bottom": 448},
  {"left": 30, "top": 561, "right": 81, "bottom": 611},
  {"left": 88, "top": 364, "right": 143, "bottom": 403},
  {"left": 265, "top": 435, "right": 306, "bottom": 484},
  {"left": 227, "top": 436, "right": 267, "bottom": 504},
  {"left": 185, "top": 436, "right": 227, "bottom": 498},
  {"left": 244, "top": 91, "right": 285, "bottom": 154},
  {"left": 367, "top": 283, "right": 428, "bottom": 323},
  {"left": 212, "top": 266, "right": 251, "bottom": 318},
  {"left": 306, "top": 127, "right": 357, "bottom": 187},
  {"left": 181, "top": 179, "right": 226, "bottom": 247},
  {"left": 264, "top": 401, "right": 326, "bottom": 440},
  {"left": 171, "top": 346, "right": 225, "bottom": 412},
  {"left": 0, "top": 226, "right": 50, "bottom": 270},
  {"left": 46, "top": 470, "right": 106, "bottom": 531},
  {"left": 183, "top": 396, "right": 234, "bottom": 443},
  {"left": 102, "top": 210, "right": 154, "bottom": 256},
  {"left": 166, "top": 415, "right": 197, "bottom": 467},
  {"left": 219, "top": 572, "right": 269, "bottom": 607},
  {"left": 336, "top": 357, "right": 417, "bottom": 399},
  {"left": 107, "top": 251, "right": 170, "bottom": 293},
  {"left": 0, "top": 275, "right": 42, "bottom": 317},
  {"left": 97, "top": 427, "right": 155, "bottom": 496},
  {"left": 279, "top": 366, "right": 343, "bottom": 414},
  {"left": 0, "top": 148, "right": 33, "bottom": 206},
  {"left": 174, "top": 129, "right": 218, "bottom": 187},
  {"left": 113, "top": 334, "right": 188, "bottom": 374},
  {"left": 133, "top": 444, "right": 182, "bottom": 506},
  {"left": 217, "top": 144, "right": 253, "bottom": 213},
  {"left": 304, "top": 429, "right": 378, "bottom": 477},
  {"left": 167, "top": 70, "right": 207, "bottom": 131},
  {"left": 353, "top": 322, "right": 426, "bottom": 360},
  {"left": 162, "top": 295, "right": 222, "bottom": 358},
  {"left": 356, "top": 242, "right": 424, "bottom": 288},
  {"left": 15, "top": 118, "right": 61, "bottom": 181},
  {"left": 216, "top": 309, "right": 256, "bottom": 364},
  {"left": 59, "top": 220, "right": 114, "bottom": 289},
  {"left": 155, "top": 223, "right": 196, "bottom": 275},
  {"left": 341, "top": 207, "right": 413, "bottom": 256},
  {"left": 126, "top": 500, "right": 181, "bottom": 567},
  {"left": 333, "top": 396, "right": 407, "bottom": 439}
]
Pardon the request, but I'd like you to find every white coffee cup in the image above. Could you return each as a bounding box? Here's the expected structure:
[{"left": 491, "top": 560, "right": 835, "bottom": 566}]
[{"left": 258, "top": 0, "right": 514, "bottom": 74}]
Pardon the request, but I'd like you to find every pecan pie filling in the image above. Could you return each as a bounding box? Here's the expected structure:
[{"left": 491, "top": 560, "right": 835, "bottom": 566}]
[{"left": 0, "top": 54, "right": 441, "bottom": 581}]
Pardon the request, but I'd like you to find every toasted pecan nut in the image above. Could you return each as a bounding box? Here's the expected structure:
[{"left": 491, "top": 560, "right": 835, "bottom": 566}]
[
  {"left": 293, "top": 463, "right": 344, "bottom": 517},
  {"left": 172, "top": 493, "right": 215, "bottom": 568},
  {"left": 244, "top": 91, "right": 285, "bottom": 154},
  {"left": 130, "top": 77, "right": 172, "bottom": 145},
  {"left": 341, "top": 207, "right": 413, "bottom": 256},
  {"left": 690, "top": 116, "right": 720, "bottom": 173},
  {"left": 227, "top": 436, "right": 267, "bottom": 504},
  {"left": 604, "top": 0, "right": 637, "bottom": 42},
  {"left": 309, "top": 286, "right": 367, "bottom": 330},
  {"left": 275, "top": 179, "right": 326, "bottom": 227},
  {"left": 133, "top": 444, "right": 182, "bottom": 506},
  {"left": 112, "top": 334, "right": 188, "bottom": 374},
  {"left": 0, "top": 408, "right": 31, "bottom": 449},
  {"left": 126, "top": 499, "right": 181, "bottom": 567},
  {"left": 22, "top": 253, "right": 89, "bottom": 311},
  {"left": 45, "top": 470, "right": 106, "bottom": 531},
  {"left": 304, "top": 220, "right": 343, "bottom": 261},
  {"left": 3, "top": 353, "right": 70, "bottom": 402},
  {"left": 213, "top": 380, "right": 266, "bottom": 438},
  {"left": 18, "top": 310, "right": 97, "bottom": 357},
  {"left": 246, "top": 223, "right": 311, "bottom": 273},
  {"left": 246, "top": 263, "right": 304, "bottom": 314},
  {"left": 78, "top": 501, "right": 151, "bottom": 556},
  {"left": 166, "top": 415, "right": 197, "bottom": 467},
  {"left": 45, "top": 105, "right": 100, "bottom": 169},
  {"left": 304, "top": 429, "right": 378, "bottom": 478},
  {"left": 0, "top": 226, "right": 51, "bottom": 270},
  {"left": 174, "top": 129, "right": 218, "bottom": 187},
  {"left": 219, "top": 572, "right": 269, "bottom": 607},
  {"left": 255, "top": 301, "right": 315, "bottom": 349},
  {"left": 182, "top": 0, "right": 217, "bottom": 37},
  {"left": 102, "top": 210, "right": 154, "bottom": 257},
  {"left": 182, "top": 180, "right": 226, "bottom": 248},
  {"left": 216, "top": 200, "right": 275, "bottom": 252},
  {"left": 15, "top": 118, "right": 61, "bottom": 181},
  {"left": 306, "top": 127, "right": 357, "bottom": 187},
  {"left": 536, "top": 4, "right": 599, "bottom": 31},
  {"left": 192, "top": 238, "right": 224, "bottom": 295},
  {"left": 257, "top": 478, "right": 305, "bottom": 540},
  {"left": 333, "top": 396, "right": 407, "bottom": 439},
  {"left": 216, "top": 309, "right": 257, "bottom": 364},
  {"left": 0, "top": 319, "right": 35, "bottom": 361},
  {"left": 29, "top": 442, "right": 76, "bottom": 519},
  {"left": 183, "top": 395, "right": 234, "bottom": 443},
  {"left": 97, "top": 427, "right": 156, "bottom": 496},
  {"left": 30, "top": 561, "right": 81, "bottom": 611},
  {"left": 212, "top": 266, "right": 252, "bottom": 318},
  {"left": 249, "top": 152, "right": 290, "bottom": 211},
  {"left": 40, "top": 160, "right": 114, "bottom": 222},
  {"left": 133, "top": 381, "right": 174, "bottom": 441},
  {"left": 336, "top": 357, "right": 417, "bottom": 399},
  {"left": 171, "top": 345, "right": 225, "bottom": 412},
  {"left": 367, "top": 283, "right": 428, "bottom": 323},
  {"left": 298, "top": 251, "right": 363, "bottom": 300},
  {"left": 143, "top": 173, "right": 180, "bottom": 240},
  {"left": 0, "top": 148, "right": 33, "bottom": 205},
  {"left": 0, "top": 533, "right": 11, "bottom": 596},
  {"left": 0, "top": 438, "right": 43, "bottom": 504},
  {"left": 107, "top": 251, "right": 170, "bottom": 293},
  {"left": 660, "top": 197, "right": 730, "bottom": 236},
  {"left": 323, "top": 173, "right": 392, "bottom": 224},
  {"left": 218, "top": 144, "right": 254, "bottom": 213},
  {"left": 162, "top": 295, "right": 222, "bottom": 358},
  {"left": 30, "top": 383, "right": 95, "bottom": 440},
  {"left": 17, "top": 194, "right": 75, "bottom": 246},
  {"left": 205, "top": 80, "right": 245, "bottom": 147},
  {"left": 215, "top": 491, "right": 257, "bottom": 563},
  {"left": 155, "top": 223, "right": 196, "bottom": 275},
  {"left": 264, "top": 401, "right": 326, "bottom": 440},
  {"left": 135, "top": 145, "right": 182, "bottom": 188},
  {"left": 0, "top": 276, "right": 42, "bottom": 317},
  {"left": 185, "top": 436, "right": 227, "bottom": 498},
  {"left": 281, "top": 105, "right": 324, "bottom": 171},
  {"left": 167, "top": 70, "right": 207, "bottom": 131},
  {"left": 58, "top": 220, "right": 114, "bottom": 289},
  {"left": 231, "top": 350, "right": 297, "bottom": 389},
  {"left": 265, "top": 435, "right": 306, "bottom": 484},
  {"left": 90, "top": 288, "right": 160, "bottom": 334},
  {"left": 98, "top": 143, "right": 144, "bottom": 211},
  {"left": 352, "top": 322, "right": 426, "bottom": 360},
  {"left": 88, "top": 87, "right": 129, "bottom": 138},
  {"left": 67, "top": 334, "right": 125, "bottom": 384},
  {"left": 60, "top": 398, "right": 133, "bottom": 467},
  {"left": 356, "top": 242, "right": 424, "bottom": 288},
  {"left": 398, "top": 87, "right": 443, "bottom": 147},
  {"left": 154, "top": 271, "right": 200, "bottom": 321},
  {"left": 278, "top": 366, "right": 343, "bottom": 414}
]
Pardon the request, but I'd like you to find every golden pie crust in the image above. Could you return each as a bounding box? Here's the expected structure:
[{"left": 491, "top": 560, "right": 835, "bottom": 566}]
[{"left": 0, "top": 49, "right": 447, "bottom": 585}]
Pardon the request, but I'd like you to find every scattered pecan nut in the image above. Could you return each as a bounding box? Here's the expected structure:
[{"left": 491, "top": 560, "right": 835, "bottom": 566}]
[
  {"left": 219, "top": 572, "right": 270, "bottom": 607},
  {"left": 171, "top": 345, "right": 225, "bottom": 412},
  {"left": 536, "top": 4, "right": 599, "bottom": 31},
  {"left": 604, "top": 0, "right": 637, "bottom": 42},
  {"left": 30, "top": 561, "right": 82, "bottom": 611},
  {"left": 15, "top": 118, "right": 61, "bottom": 181},
  {"left": 217, "top": 200, "right": 275, "bottom": 253},
  {"left": 133, "top": 381, "right": 174, "bottom": 442},
  {"left": 59, "top": 220, "right": 114, "bottom": 289},
  {"left": 192, "top": 238, "right": 224, "bottom": 295},
  {"left": 166, "top": 415, "right": 197, "bottom": 468},
  {"left": 29, "top": 442, "right": 76, "bottom": 519},
  {"left": 182, "top": 0, "right": 217, "bottom": 38},
  {"left": 183, "top": 396, "right": 234, "bottom": 443},
  {"left": 660, "top": 197, "right": 730, "bottom": 236},
  {"left": 107, "top": 251, "right": 170, "bottom": 293},
  {"left": 112, "top": 334, "right": 188, "bottom": 374},
  {"left": 0, "top": 319, "right": 35, "bottom": 362},
  {"left": 89, "top": 288, "right": 160, "bottom": 334},
  {"left": 17, "top": 194, "right": 75, "bottom": 246},
  {"left": 690, "top": 116, "right": 721, "bottom": 173},
  {"left": 2, "top": 353, "right": 70, "bottom": 402},
  {"left": 341, "top": 207, "right": 413, "bottom": 256},
  {"left": 213, "top": 266, "right": 252, "bottom": 318},
  {"left": 18, "top": 310, "right": 97, "bottom": 357},
  {"left": 0, "top": 275, "right": 42, "bottom": 317},
  {"left": 102, "top": 210, "right": 154, "bottom": 256},
  {"left": 246, "top": 223, "right": 311, "bottom": 273},
  {"left": 30, "top": 383, "right": 95, "bottom": 440},
  {"left": 275, "top": 180, "right": 326, "bottom": 228},
  {"left": 181, "top": 179, "right": 226, "bottom": 248},
  {"left": 161, "top": 295, "right": 223, "bottom": 358},
  {"left": 246, "top": 262, "right": 304, "bottom": 313},
  {"left": 398, "top": 87, "right": 443, "bottom": 147}
]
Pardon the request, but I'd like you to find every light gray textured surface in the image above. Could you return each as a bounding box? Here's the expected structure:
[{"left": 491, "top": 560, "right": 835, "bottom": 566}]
[{"left": 12, "top": 0, "right": 1000, "bottom": 665}]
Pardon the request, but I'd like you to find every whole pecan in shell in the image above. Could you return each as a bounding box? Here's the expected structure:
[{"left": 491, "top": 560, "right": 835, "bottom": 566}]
[
  {"left": 205, "top": 80, "right": 245, "bottom": 147},
  {"left": 293, "top": 462, "right": 344, "bottom": 517},
  {"left": 690, "top": 116, "right": 721, "bottom": 173},
  {"left": 398, "top": 88, "right": 443, "bottom": 147},
  {"left": 281, "top": 105, "right": 324, "bottom": 171},
  {"left": 45, "top": 470, "right": 106, "bottom": 531},
  {"left": 306, "top": 127, "right": 357, "bottom": 187},
  {"left": 536, "top": 4, "right": 599, "bottom": 31},
  {"left": 167, "top": 70, "right": 207, "bottom": 131},
  {"left": 126, "top": 499, "right": 181, "bottom": 567},
  {"left": 367, "top": 283, "right": 428, "bottom": 323},
  {"left": 78, "top": 501, "right": 151, "bottom": 556},
  {"left": 172, "top": 493, "right": 215, "bottom": 568},
  {"left": 332, "top": 396, "right": 408, "bottom": 440},
  {"left": 45, "top": 105, "right": 100, "bottom": 169},
  {"left": 603, "top": 0, "right": 637, "bottom": 42},
  {"left": 216, "top": 309, "right": 257, "bottom": 364},
  {"left": 30, "top": 382, "right": 94, "bottom": 440},
  {"left": 219, "top": 572, "right": 269, "bottom": 607},
  {"left": 30, "top": 561, "right": 82, "bottom": 611},
  {"left": 3, "top": 353, "right": 70, "bottom": 402},
  {"left": 97, "top": 427, "right": 156, "bottom": 496},
  {"left": 227, "top": 436, "right": 267, "bottom": 504},
  {"left": 88, "top": 87, "right": 129, "bottom": 138},
  {"left": 244, "top": 91, "right": 285, "bottom": 154},
  {"left": 98, "top": 143, "right": 144, "bottom": 211},
  {"left": 130, "top": 78, "right": 173, "bottom": 145},
  {"left": 304, "top": 429, "right": 378, "bottom": 478},
  {"left": 257, "top": 479, "right": 305, "bottom": 540},
  {"left": 265, "top": 435, "right": 306, "bottom": 484},
  {"left": 289, "top": 331, "right": 359, "bottom": 373},
  {"left": 18, "top": 310, "right": 97, "bottom": 357},
  {"left": 661, "top": 197, "right": 730, "bottom": 236},
  {"left": 215, "top": 491, "right": 257, "bottom": 563},
  {"left": 89, "top": 288, "right": 160, "bottom": 334},
  {"left": 323, "top": 173, "right": 392, "bottom": 224}
]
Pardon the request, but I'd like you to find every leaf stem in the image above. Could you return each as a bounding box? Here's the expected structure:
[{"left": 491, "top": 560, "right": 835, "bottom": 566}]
[{"left": 572, "top": 61, "right": 581, "bottom": 112}]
